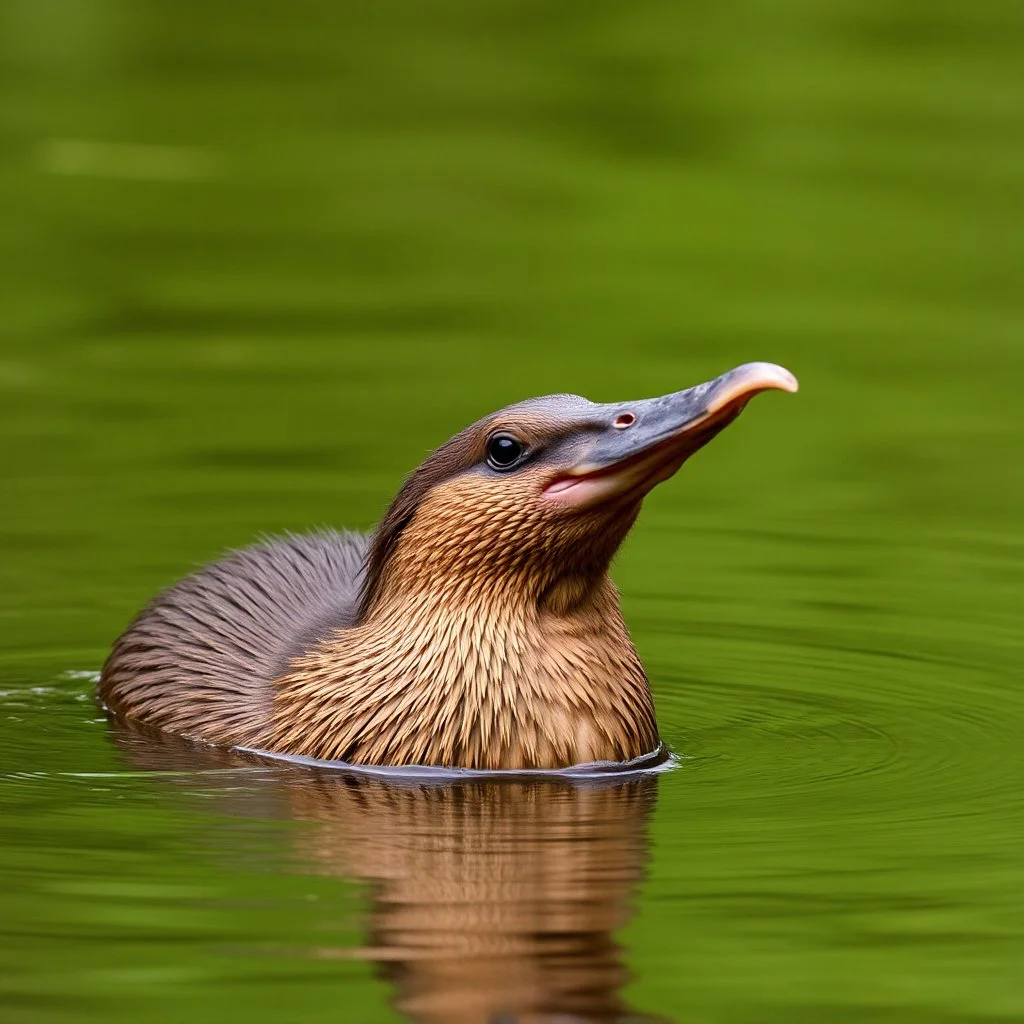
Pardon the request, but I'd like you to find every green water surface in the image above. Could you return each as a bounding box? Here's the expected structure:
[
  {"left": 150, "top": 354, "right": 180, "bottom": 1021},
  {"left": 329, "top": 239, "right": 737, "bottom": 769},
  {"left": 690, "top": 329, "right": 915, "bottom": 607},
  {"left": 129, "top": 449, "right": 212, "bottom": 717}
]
[{"left": 2, "top": 2, "right": 1023, "bottom": 1022}]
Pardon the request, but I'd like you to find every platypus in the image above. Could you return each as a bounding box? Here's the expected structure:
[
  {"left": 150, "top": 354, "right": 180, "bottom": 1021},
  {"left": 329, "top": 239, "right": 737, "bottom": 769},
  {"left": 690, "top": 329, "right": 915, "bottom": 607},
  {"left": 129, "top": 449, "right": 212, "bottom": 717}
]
[{"left": 100, "top": 361, "right": 797, "bottom": 769}]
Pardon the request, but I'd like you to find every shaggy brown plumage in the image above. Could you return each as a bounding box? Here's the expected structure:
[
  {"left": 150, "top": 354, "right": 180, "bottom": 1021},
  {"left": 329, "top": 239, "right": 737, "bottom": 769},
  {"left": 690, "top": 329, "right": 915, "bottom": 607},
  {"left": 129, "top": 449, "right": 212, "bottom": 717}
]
[
  {"left": 100, "top": 363, "right": 797, "bottom": 768},
  {"left": 100, "top": 530, "right": 368, "bottom": 744}
]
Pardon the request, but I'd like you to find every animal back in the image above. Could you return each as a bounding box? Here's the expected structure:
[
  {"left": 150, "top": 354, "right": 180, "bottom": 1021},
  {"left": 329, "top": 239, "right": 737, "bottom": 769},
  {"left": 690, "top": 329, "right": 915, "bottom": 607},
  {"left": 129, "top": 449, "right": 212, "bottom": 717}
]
[{"left": 99, "top": 530, "right": 369, "bottom": 745}]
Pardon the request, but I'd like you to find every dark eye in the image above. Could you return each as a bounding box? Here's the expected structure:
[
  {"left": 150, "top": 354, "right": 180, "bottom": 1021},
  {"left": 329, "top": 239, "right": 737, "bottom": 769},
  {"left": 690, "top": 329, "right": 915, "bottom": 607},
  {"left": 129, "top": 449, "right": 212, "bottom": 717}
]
[{"left": 486, "top": 434, "right": 527, "bottom": 471}]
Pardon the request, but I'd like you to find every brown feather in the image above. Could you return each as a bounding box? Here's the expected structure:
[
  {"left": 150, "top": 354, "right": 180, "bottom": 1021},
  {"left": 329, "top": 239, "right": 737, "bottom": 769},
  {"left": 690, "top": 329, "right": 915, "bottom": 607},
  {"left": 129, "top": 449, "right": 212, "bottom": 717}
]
[
  {"left": 99, "top": 530, "right": 369, "bottom": 745},
  {"left": 100, "top": 399, "right": 661, "bottom": 768}
]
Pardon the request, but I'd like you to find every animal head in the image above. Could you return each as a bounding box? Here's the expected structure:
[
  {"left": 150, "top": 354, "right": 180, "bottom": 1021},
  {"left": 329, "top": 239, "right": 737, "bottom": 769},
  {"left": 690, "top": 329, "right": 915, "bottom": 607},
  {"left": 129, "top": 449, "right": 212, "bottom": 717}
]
[{"left": 360, "top": 362, "right": 797, "bottom": 617}]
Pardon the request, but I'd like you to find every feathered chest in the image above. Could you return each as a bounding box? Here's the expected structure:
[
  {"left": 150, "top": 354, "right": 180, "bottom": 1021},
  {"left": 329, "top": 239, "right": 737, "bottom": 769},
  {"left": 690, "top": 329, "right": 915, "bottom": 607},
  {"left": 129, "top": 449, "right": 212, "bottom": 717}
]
[{"left": 268, "top": 580, "right": 659, "bottom": 769}]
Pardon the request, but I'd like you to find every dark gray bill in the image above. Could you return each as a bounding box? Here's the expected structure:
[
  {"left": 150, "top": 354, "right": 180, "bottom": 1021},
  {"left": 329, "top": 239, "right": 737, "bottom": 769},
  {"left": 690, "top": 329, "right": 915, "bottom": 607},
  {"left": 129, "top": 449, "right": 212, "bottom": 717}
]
[{"left": 544, "top": 362, "right": 798, "bottom": 508}]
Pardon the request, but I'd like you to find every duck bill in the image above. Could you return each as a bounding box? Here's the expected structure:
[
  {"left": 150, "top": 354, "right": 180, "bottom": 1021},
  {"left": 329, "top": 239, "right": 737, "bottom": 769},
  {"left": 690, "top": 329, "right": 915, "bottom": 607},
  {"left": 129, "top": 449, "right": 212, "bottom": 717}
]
[{"left": 544, "top": 362, "right": 798, "bottom": 510}]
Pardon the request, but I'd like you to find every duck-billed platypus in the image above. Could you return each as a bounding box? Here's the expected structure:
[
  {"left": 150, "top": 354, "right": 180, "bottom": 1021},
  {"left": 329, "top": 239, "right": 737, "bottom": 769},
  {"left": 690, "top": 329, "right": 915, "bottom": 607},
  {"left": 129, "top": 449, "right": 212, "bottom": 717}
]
[{"left": 100, "top": 361, "right": 797, "bottom": 769}]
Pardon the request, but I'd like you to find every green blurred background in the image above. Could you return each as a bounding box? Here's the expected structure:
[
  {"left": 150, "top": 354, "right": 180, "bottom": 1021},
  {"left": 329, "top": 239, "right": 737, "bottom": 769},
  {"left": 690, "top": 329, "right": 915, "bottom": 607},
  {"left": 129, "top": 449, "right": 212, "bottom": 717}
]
[{"left": 2, "top": 1, "right": 1023, "bottom": 1022}]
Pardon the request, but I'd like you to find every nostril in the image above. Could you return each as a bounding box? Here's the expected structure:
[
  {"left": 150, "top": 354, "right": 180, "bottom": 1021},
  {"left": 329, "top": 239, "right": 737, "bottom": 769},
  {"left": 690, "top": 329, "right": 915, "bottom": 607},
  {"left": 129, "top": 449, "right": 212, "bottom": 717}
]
[{"left": 613, "top": 412, "right": 636, "bottom": 429}]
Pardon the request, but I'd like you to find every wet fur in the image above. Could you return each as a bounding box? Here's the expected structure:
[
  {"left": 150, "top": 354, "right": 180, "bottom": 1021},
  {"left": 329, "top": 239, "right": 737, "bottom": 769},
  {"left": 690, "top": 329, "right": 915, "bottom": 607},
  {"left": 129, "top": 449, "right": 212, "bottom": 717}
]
[
  {"left": 100, "top": 531, "right": 369, "bottom": 745},
  {"left": 101, "top": 395, "right": 661, "bottom": 769},
  {"left": 270, "top": 477, "right": 658, "bottom": 768},
  {"left": 100, "top": 510, "right": 659, "bottom": 769}
]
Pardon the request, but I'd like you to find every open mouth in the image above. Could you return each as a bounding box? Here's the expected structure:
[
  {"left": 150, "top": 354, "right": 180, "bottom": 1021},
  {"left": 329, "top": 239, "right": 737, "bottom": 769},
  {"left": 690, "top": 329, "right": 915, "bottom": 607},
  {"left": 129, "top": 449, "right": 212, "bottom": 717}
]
[{"left": 544, "top": 362, "right": 798, "bottom": 509}]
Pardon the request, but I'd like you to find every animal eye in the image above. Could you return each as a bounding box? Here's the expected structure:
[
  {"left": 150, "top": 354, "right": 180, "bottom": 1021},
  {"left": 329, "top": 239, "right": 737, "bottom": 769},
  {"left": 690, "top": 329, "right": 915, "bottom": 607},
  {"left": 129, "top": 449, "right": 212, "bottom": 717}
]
[{"left": 486, "top": 434, "right": 527, "bottom": 471}]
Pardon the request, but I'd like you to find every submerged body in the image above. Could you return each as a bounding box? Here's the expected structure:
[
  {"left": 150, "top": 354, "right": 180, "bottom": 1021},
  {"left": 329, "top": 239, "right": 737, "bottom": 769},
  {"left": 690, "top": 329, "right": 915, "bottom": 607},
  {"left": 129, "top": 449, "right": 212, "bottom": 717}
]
[{"left": 100, "top": 362, "right": 797, "bottom": 769}]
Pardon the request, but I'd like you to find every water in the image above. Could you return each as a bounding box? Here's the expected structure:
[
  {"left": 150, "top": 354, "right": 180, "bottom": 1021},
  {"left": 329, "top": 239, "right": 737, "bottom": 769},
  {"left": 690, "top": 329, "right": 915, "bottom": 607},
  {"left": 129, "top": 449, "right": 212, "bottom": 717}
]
[{"left": 2, "top": 2, "right": 1024, "bottom": 1021}]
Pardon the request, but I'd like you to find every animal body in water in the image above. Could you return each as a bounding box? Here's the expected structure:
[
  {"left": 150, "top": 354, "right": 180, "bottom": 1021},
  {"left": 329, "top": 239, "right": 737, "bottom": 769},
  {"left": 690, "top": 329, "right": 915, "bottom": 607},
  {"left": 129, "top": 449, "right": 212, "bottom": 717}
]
[{"left": 100, "top": 361, "right": 798, "bottom": 769}]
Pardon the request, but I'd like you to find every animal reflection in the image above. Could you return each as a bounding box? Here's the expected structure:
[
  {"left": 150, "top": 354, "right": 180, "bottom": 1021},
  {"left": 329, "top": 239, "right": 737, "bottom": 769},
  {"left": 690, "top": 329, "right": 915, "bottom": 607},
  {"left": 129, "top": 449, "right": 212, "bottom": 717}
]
[{"left": 112, "top": 725, "right": 664, "bottom": 1024}]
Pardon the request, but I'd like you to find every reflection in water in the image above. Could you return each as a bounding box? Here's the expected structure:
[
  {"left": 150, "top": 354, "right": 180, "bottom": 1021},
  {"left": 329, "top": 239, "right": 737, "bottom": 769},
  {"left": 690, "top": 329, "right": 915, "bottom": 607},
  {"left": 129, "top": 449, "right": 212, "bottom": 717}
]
[{"left": 112, "top": 724, "right": 664, "bottom": 1024}]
